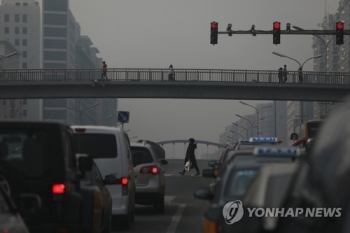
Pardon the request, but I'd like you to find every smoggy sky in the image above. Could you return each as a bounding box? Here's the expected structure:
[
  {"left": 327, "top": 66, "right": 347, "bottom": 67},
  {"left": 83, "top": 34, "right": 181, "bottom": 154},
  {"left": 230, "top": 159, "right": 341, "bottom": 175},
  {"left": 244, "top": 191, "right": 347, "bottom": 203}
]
[{"left": 69, "top": 0, "right": 338, "bottom": 159}]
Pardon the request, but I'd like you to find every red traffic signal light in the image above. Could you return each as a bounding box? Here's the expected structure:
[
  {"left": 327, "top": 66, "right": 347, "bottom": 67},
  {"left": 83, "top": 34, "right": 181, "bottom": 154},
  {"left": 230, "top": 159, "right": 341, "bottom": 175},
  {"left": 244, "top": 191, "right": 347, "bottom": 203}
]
[
  {"left": 337, "top": 22, "right": 344, "bottom": 30},
  {"left": 210, "top": 21, "right": 218, "bottom": 45},
  {"left": 273, "top": 22, "right": 281, "bottom": 30},
  {"left": 336, "top": 21, "right": 344, "bottom": 45},
  {"left": 211, "top": 22, "right": 218, "bottom": 30},
  {"left": 273, "top": 21, "right": 281, "bottom": 45}
]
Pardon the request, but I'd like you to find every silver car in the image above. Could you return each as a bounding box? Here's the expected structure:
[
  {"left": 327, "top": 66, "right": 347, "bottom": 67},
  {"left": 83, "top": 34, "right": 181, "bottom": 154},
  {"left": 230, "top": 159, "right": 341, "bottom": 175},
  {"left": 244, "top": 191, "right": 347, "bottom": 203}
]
[{"left": 130, "top": 142, "right": 168, "bottom": 213}]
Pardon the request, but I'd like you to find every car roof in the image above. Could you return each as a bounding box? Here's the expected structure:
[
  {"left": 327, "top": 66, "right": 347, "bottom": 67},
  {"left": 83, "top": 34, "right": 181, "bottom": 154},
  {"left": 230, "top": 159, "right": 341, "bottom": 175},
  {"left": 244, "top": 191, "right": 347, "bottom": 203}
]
[{"left": 71, "top": 125, "right": 124, "bottom": 133}]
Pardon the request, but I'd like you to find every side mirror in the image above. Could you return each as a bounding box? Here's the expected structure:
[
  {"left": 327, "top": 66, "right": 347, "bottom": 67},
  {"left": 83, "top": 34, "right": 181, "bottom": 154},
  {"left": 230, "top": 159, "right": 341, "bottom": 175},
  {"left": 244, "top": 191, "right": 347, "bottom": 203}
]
[
  {"left": 79, "top": 156, "right": 93, "bottom": 173},
  {"left": 193, "top": 187, "right": 214, "bottom": 200},
  {"left": 19, "top": 193, "right": 42, "bottom": 215},
  {"left": 208, "top": 160, "right": 217, "bottom": 168},
  {"left": 202, "top": 169, "right": 216, "bottom": 178},
  {"left": 290, "top": 133, "right": 298, "bottom": 141},
  {"left": 160, "top": 159, "right": 168, "bottom": 165},
  {"left": 104, "top": 174, "right": 118, "bottom": 185}
]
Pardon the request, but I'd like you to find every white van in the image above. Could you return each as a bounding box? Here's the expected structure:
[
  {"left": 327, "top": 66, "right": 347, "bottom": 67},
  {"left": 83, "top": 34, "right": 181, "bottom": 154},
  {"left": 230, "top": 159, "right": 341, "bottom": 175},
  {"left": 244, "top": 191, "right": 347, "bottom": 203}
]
[{"left": 71, "top": 126, "right": 135, "bottom": 231}]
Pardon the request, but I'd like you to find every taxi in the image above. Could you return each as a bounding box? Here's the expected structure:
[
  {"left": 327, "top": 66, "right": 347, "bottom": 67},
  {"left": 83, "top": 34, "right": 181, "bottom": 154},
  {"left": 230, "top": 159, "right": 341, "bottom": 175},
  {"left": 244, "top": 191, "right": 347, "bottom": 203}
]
[
  {"left": 196, "top": 146, "right": 301, "bottom": 233},
  {"left": 206, "top": 137, "right": 284, "bottom": 179},
  {"left": 219, "top": 162, "right": 299, "bottom": 233}
]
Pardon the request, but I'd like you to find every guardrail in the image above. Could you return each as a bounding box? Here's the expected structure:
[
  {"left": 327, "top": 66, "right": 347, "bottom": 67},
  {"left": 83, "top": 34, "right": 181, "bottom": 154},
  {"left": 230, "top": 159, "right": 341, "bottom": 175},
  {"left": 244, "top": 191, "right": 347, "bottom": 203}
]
[{"left": 0, "top": 68, "right": 349, "bottom": 85}]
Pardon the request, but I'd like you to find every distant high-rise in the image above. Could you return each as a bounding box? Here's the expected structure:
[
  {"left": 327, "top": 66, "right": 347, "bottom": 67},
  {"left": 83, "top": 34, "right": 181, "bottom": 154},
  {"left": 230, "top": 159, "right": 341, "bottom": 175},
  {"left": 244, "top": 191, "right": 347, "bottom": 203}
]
[
  {"left": 0, "top": 0, "right": 117, "bottom": 124},
  {"left": 0, "top": 0, "right": 42, "bottom": 121}
]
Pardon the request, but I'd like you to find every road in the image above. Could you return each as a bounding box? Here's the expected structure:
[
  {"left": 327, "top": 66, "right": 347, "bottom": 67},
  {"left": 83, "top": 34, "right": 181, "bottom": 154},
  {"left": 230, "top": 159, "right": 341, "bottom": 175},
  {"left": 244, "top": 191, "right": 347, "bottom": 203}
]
[{"left": 123, "top": 159, "right": 213, "bottom": 233}]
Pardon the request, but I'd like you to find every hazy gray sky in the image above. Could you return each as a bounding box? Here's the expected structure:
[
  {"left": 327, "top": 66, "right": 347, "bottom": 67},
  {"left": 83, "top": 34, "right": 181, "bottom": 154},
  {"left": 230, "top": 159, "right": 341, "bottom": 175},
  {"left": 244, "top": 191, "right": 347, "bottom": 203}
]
[{"left": 70, "top": 0, "right": 338, "bottom": 158}]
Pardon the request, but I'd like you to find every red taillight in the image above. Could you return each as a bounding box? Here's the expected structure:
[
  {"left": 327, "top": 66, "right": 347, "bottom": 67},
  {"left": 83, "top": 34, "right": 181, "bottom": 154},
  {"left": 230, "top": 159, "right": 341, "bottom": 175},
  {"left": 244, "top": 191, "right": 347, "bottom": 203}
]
[
  {"left": 152, "top": 167, "right": 158, "bottom": 174},
  {"left": 74, "top": 128, "right": 86, "bottom": 133},
  {"left": 52, "top": 184, "right": 65, "bottom": 194},
  {"left": 121, "top": 177, "right": 128, "bottom": 185},
  {"left": 140, "top": 166, "right": 159, "bottom": 175}
]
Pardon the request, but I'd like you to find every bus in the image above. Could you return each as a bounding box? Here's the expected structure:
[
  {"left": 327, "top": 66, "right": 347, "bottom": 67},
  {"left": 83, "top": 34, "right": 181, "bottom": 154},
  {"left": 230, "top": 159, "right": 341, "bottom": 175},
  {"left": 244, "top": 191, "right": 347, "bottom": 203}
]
[{"left": 290, "top": 119, "right": 323, "bottom": 147}]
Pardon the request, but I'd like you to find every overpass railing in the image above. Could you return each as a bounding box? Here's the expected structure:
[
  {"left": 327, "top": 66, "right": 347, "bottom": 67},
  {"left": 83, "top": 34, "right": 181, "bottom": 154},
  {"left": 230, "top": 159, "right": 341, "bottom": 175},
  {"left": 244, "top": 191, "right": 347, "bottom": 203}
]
[{"left": 0, "top": 68, "right": 349, "bottom": 85}]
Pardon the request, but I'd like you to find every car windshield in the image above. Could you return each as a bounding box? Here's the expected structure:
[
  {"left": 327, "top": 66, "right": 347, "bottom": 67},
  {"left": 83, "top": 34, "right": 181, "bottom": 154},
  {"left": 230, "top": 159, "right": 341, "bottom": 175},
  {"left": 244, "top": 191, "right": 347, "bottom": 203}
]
[
  {"left": 224, "top": 168, "right": 258, "bottom": 198},
  {"left": 0, "top": 131, "right": 48, "bottom": 178},
  {"left": 73, "top": 133, "right": 117, "bottom": 158}
]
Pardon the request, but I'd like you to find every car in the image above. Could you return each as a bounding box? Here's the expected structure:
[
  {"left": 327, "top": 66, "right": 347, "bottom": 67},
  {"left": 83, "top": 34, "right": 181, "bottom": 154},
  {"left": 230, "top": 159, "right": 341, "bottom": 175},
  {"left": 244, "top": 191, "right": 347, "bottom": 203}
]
[
  {"left": 207, "top": 137, "right": 282, "bottom": 177},
  {"left": 203, "top": 146, "right": 301, "bottom": 183},
  {"left": 195, "top": 160, "right": 264, "bottom": 233},
  {"left": 130, "top": 141, "right": 168, "bottom": 213},
  {"left": 77, "top": 154, "right": 113, "bottom": 233},
  {"left": 234, "top": 137, "right": 282, "bottom": 151},
  {"left": 275, "top": 96, "right": 350, "bottom": 233},
  {"left": 0, "top": 121, "right": 91, "bottom": 233},
  {"left": 72, "top": 125, "right": 136, "bottom": 231},
  {"left": 218, "top": 163, "right": 298, "bottom": 233},
  {"left": 137, "top": 140, "right": 166, "bottom": 159},
  {"left": 196, "top": 147, "right": 302, "bottom": 233}
]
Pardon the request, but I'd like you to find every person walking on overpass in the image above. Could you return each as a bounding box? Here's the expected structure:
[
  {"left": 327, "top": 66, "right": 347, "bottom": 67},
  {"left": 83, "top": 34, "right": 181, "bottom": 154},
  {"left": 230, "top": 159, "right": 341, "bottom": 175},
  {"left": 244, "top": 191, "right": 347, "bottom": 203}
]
[
  {"left": 298, "top": 67, "right": 303, "bottom": 83},
  {"left": 179, "top": 138, "right": 200, "bottom": 176},
  {"left": 282, "top": 64, "right": 288, "bottom": 83},
  {"left": 101, "top": 61, "right": 109, "bottom": 80},
  {"left": 168, "top": 64, "right": 175, "bottom": 81},
  {"left": 278, "top": 67, "right": 283, "bottom": 83}
]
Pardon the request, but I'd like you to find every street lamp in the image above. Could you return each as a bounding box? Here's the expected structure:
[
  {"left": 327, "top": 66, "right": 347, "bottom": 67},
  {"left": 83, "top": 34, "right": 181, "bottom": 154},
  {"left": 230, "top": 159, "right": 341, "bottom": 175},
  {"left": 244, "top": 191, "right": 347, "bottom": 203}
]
[
  {"left": 272, "top": 51, "right": 322, "bottom": 73},
  {"left": 0, "top": 52, "right": 18, "bottom": 60},
  {"left": 236, "top": 114, "right": 254, "bottom": 136},
  {"left": 239, "top": 101, "right": 272, "bottom": 137},
  {"left": 84, "top": 115, "right": 113, "bottom": 125},
  {"left": 67, "top": 102, "right": 100, "bottom": 125},
  {"left": 294, "top": 26, "right": 335, "bottom": 116},
  {"left": 293, "top": 25, "right": 334, "bottom": 72},
  {"left": 232, "top": 122, "right": 249, "bottom": 138},
  {"left": 272, "top": 52, "right": 322, "bottom": 123}
]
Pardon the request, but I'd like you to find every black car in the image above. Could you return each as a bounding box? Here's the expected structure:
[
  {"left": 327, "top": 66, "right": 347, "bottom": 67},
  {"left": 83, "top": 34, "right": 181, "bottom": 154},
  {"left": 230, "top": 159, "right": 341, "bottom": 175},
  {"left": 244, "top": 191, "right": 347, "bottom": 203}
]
[
  {"left": 0, "top": 121, "right": 92, "bottom": 233},
  {"left": 275, "top": 97, "right": 350, "bottom": 233}
]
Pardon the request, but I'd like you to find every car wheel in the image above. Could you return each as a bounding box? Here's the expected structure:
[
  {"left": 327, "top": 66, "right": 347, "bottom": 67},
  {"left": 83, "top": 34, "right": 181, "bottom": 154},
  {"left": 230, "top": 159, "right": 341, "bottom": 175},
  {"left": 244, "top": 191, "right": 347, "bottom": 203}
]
[{"left": 153, "top": 193, "right": 165, "bottom": 214}]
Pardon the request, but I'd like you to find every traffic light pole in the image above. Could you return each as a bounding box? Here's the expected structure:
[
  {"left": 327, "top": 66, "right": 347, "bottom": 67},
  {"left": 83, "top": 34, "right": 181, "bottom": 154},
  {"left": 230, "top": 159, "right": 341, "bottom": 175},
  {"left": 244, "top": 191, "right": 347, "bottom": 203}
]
[{"left": 219, "top": 30, "right": 350, "bottom": 35}]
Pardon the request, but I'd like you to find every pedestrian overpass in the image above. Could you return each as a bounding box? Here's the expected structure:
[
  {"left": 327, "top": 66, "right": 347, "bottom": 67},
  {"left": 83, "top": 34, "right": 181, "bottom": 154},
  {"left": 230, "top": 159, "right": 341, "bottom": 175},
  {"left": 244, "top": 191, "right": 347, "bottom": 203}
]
[
  {"left": 0, "top": 68, "right": 349, "bottom": 101},
  {"left": 157, "top": 139, "right": 226, "bottom": 148}
]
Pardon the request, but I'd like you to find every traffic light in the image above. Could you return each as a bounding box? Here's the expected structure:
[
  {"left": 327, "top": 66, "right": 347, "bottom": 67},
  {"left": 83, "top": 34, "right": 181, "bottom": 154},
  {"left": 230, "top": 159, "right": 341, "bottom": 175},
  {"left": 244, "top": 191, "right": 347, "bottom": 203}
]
[
  {"left": 336, "top": 21, "right": 344, "bottom": 45},
  {"left": 210, "top": 21, "right": 218, "bottom": 45},
  {"left": 273, "top": 21, "right": 281, "bottom": 45}
]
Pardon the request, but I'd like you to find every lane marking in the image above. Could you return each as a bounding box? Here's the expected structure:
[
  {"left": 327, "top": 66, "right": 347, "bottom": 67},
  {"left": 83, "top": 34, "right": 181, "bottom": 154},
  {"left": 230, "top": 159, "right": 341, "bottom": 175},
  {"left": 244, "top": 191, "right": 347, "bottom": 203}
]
[
  {"left": 166, "top": 204, "right": 186, "bottom": 233},
  {"left": 164, "top": 196, "right": 176, "bottom": 203}
]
